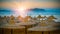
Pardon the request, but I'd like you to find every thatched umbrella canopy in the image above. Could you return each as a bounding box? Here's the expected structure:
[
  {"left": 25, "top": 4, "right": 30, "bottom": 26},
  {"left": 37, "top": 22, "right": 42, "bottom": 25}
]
[
  {"left": 10, "top": 15, "right": 15, "bottom": 20},
  {"left": 48, "top": 15, "right": 57, "bottom": 20},
  {"left": 3, "top": 16, "right": 7, "bottom": 21},
  {"left": 24, "top": 16, "right": 32, "bottom": 22},
  {"left": 3, "top": 16, "right": 7, "bottom": 19},
  {"left": 37, "top": 15, "right": 42, "bottom": 18},
  {"left": 47, "top": 15, "right": 57, "bottom": 22},
  {"left": 42, "top": 16, "right": 47, "bottom": 20},
  {"left": 9, "top": 15, "right": 15, "bottom": 24},
  {"left": 37, "top": 15, "right": 45, "bottom": 21},
  {"left": 43, "top": 16, "right": 47, "bottom": 18},
  {"left": 17, "top": 16, "right": 21, "bottom": 19},
  {"left": 17, "top": 16, "right": 24, "bottom": 22},
  {"left": 0, "top": 16, "right": 2, "bottom": 22},
  {"left": 33, "top": 17, "right": 37, "bottom": 20},
  {"left": 25, "top": 16, "right": 32, "bottom": 19},
  {"left": 17, "top": 16, "right": 23, "bottom": 19}
]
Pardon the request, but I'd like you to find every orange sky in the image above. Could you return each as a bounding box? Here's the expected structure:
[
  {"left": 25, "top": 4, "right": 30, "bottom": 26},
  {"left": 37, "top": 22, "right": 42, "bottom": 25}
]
[{"left": 0, "top": 1, "right": 59, "bottom": 9}]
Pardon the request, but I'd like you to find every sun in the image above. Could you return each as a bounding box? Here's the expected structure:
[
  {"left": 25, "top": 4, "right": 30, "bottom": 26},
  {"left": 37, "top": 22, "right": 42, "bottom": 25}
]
[
  {"left": 19, "top": 7, "right": 26, "bottom": 11},
  {"left": 20, "top": 7, "right": 25, "bottom": 11},
  {"left": 14, "top": 7, "right": 28, "bottom": 17},
  {"left": 16, "top": 7, "right": 26, "bottom": 13}
]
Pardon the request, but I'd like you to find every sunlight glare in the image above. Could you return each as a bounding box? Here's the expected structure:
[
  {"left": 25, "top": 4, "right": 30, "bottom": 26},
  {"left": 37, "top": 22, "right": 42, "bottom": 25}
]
[{"left": 14, "top": 7, "right": 28, "bottom": 17}]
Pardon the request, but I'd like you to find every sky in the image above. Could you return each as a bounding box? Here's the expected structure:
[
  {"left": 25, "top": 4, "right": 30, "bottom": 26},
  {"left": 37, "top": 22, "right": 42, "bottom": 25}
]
[
  {"left": 0, "top": 0, "right": 60, "bottom": 8},
  {"left": 0, "top": 0, "right": 60, "bottom": 21}
]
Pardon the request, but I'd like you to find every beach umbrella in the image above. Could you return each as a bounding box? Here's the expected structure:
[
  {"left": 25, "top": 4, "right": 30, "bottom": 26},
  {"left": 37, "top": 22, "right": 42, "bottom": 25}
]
[
  {"left": 37, "top": 15, "right": 43, "bottom": 22},
  {"left": 17, "top": 16, "right": 23, "bottom": 20},
  {"left": 37, "top": 15, "right": 42, "bottom": 18},
  {"left": 9, "top": 15, "right": 15, "bottom": 24},
  {"left": 42, "top": 16, "right": 47, "bottom": 20},
  {"left": 47, "top": 15, "right": 57, "bottom": 22},
  {"left": 48, "top": 15, "right": 56, "bottom": 20},
  {"left": 24, "top": 16, "right": 32, "bottom": 22},
  {"left": 3, "top": 16, "right": 7, "bottom": 19},
  {"left": 40, "top": 20, "right": 48, "bottom": 26},
  {"left": 10, "top": 15, "right": 15, "bottom": 20},
  {"left": 17, "top": 16, "right": 24, "bottom": 22}
]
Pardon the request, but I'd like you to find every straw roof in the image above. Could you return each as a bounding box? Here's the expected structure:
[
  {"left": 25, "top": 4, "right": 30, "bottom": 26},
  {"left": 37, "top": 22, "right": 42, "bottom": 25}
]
[
  {"left": 37, "top": 15, "right": 42, "bottom": 18},
  {"left": 10, "top": 15, "right": 15, "bottom": 20},
  {"left": 3, "top": 16, "right": 7, "bottom": 19},
  {"left": 25, "top": 16, "right": 32, "bottom": 19},
  {"left": 48, "top": 15, "right": 56, "bottom": 19},
  {"left": 10, "top": 15, "right": 14, "bottom": 18},
  {"left": 23, "top": 16, "right": 32, "bottom": 22},
  {"left": 17, "top": 16, "right": 21, "bottom": 18}
]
